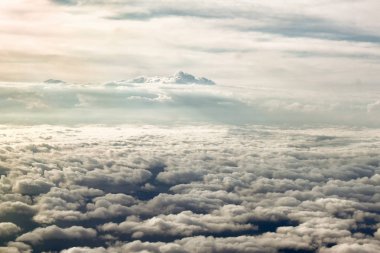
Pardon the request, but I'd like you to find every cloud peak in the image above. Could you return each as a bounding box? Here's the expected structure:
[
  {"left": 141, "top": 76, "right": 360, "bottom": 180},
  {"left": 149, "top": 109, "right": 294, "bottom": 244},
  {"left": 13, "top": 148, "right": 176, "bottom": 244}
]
[{"left": 107, "top": 71, "right": 215, "bottom": 86}]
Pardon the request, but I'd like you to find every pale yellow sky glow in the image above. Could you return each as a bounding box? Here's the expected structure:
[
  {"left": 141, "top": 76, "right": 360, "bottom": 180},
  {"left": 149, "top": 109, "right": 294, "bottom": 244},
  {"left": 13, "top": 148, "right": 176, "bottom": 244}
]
[{"left": 1, "top": 0, "right": 380, "bottom": 88}]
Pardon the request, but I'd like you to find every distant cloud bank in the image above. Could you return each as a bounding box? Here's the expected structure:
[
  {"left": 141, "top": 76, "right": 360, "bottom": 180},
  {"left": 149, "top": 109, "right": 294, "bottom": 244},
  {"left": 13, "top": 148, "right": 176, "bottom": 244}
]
[
  {"left": 105, "top": 71, "right": 215, "bottom": 86},
  {"left": 0, "top": 75, "right": 379, "bottom": 126}
]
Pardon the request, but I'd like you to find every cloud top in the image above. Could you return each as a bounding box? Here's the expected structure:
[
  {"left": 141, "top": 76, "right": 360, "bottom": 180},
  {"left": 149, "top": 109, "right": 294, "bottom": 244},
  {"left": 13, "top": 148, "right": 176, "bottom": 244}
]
[
  {"left": 0, "top": 125, "right": 379, "bottom": 252},
  {"left": 108, "top": 71, "right": 215, "bottom": 86}
]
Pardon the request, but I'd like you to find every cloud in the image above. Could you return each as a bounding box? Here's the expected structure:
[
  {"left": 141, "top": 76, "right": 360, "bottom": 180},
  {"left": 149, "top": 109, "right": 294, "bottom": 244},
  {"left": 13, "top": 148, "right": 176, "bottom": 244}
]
[
  {"left": 106, "top": 71, "right": 215, "bottom": 86},
  {"left": 50, "top": 0, "right": 128, "bottom": 5},
  {"left": 156, "top": 169, "right": 206, "bottom": 185},
  {"left": 0, "top": 202, "right": 36, "bottom": 220},
  {"left": 12, "top": 178, "right": 55, "bottom": 196},
  {"left": 88, "top": 0, "right": 380, "bottom": 45},
  {"left": 0, "top": 125, "right": 379, "bottom": 252},
  {"left": 44, "top": 79, "right": 66, "bottom": 84},
  {"left": 0, "top": 223, "right": 21, "bottom": 239},
  {"left": 367, "top": 100, "right": 380, "bottom": 113},
  {"left": 60, "top": 234, "right": 313, "bottom": 253},
  {"left": 50, "top": 0, "right": 78, "bottom": 5},
  {"left": 16, "top": 225, "right": 97, "bottom": 245},
  {"left": 0, "top": 79, "right": 380, "bottom": 126},
  {"left": 320, "top": 243, "right": 380, "bottom": 253},
  {"left": 99, "top": 205, "right": 256, "bottom": 239}
]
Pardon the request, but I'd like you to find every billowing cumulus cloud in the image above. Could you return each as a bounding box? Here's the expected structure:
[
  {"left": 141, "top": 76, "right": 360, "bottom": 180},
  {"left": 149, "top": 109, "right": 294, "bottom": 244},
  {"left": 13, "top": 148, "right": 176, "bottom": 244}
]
[
  {"left": 16, "top": 225, "right": 97, "bottom": 245},
  {"left": 12, "top": 178, "right": 54, "bottom": 196},
  {"left": 0, "top": 223, "right": 21, "bottom": 239},
  {"left": 0, "top": 125, "right": 379, "bottom": 252}
]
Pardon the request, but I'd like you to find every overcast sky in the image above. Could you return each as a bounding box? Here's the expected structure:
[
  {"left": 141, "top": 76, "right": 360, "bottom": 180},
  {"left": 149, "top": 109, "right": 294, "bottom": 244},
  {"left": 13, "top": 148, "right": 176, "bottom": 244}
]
[{"left": 1, "top": 0, "right": 380, "bottom": 89}]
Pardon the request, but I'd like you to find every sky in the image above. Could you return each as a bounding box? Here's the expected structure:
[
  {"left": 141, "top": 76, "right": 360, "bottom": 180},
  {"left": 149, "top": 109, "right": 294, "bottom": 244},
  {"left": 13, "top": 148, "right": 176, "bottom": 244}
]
[
  {"left": 1, "top": 0, "right": 380, "bottom": 89},
  {"left": 1, "top": 0, "right": 380, "bottom": 126}
]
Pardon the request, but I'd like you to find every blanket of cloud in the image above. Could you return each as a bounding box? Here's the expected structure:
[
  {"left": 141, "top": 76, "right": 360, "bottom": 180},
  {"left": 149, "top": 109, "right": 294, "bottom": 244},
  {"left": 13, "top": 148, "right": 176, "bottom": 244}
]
[
  {"left": 0, "top": 72, "right": 380, "bottom": 126},
  {"left": 0, "top": 125, "right": 379, "bottom": 253}
]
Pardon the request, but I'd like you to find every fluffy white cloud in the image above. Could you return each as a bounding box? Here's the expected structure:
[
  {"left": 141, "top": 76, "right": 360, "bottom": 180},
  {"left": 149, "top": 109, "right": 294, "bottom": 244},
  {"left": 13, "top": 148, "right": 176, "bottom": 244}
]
[
  {"left": 12, "top": 178, "right": 55, "bottom": 195},
  {"left": 16, "top": 225, "right": 97, "bottom": 245},
  {"left": 0, "top": 201, "right": 36, "bottom": 220},
  {"left": 0, "top": 125, "right": 378, "bottom": 252},
  {"left": 0, "top": 223, "right": 21, "bottom": 238},
  {"left": 99, "top": 205, "right": 256, "bottom": 239},
  {"left": 320, "top": 243, "right": 380, "bottom": 253}
]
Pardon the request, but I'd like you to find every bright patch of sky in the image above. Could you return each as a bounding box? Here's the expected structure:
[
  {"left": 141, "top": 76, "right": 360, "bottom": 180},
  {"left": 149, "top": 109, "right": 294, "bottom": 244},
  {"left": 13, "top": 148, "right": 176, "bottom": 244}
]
[{"left": 1, "top": 0, "right": 380, "bottom": 90}]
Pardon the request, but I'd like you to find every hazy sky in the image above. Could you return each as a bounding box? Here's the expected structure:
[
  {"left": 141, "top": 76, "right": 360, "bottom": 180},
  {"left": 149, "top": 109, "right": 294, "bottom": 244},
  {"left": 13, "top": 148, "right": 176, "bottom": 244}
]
[{"left": 1, "top": 0, "right": 380, "bottom": 89}]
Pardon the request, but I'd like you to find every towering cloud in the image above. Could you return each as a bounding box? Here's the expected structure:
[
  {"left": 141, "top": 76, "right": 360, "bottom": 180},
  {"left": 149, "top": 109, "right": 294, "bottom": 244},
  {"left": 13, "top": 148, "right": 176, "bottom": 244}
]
[{"left": 106, "top": 71, "right": 215, "bottom": 86}]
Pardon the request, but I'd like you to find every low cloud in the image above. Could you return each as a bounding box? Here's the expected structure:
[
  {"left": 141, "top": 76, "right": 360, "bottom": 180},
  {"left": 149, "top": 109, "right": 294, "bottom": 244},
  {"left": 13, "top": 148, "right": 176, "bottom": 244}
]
[
  {"left": 0, "top": 223, "right": 21, "bottom": 239},
  {"left": 13, "top": 178, "right": 54, "bottom": 196},
  {"left": 16, "top": 225, "right": 97, "bottom": 245},
  {"left": 0, "top": 125, "right": 379, "bottom": 252}
]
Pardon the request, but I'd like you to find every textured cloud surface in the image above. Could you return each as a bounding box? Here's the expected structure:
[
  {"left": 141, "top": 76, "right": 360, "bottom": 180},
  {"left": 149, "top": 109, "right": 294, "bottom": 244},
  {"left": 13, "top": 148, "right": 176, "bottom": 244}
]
[{"left": 0, "top": 125, "right": 379, "bottom": 252}]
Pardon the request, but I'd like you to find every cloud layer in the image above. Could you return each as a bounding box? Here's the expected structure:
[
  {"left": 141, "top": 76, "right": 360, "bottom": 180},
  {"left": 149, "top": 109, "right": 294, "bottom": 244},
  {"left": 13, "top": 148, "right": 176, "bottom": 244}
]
[
  {"left": 0, "top": 125, "right": 379, "bottom": 252},
  {"left": 0, "top": 77, "right": 379, "bottom": 126}
]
